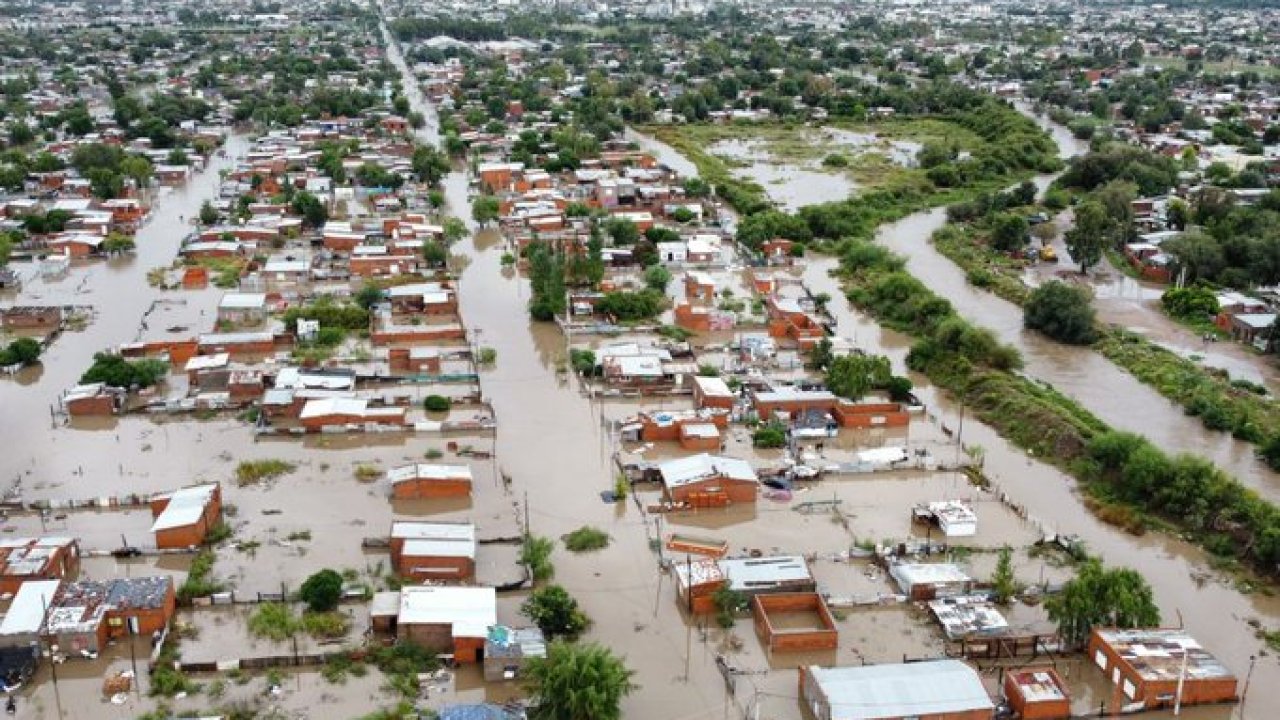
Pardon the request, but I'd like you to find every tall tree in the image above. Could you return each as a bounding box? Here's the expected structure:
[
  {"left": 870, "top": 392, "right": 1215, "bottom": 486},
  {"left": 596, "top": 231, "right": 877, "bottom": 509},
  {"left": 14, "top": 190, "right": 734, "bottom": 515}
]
[
  {"left": 1046, "top": 559, "right": 1160, "bottom": 649},
  {"left": 525, "top": 642, "right": 635, "bottom": 720},
  {"left": 1065, "top": 200, "right": 1109, "bottom": 274}
]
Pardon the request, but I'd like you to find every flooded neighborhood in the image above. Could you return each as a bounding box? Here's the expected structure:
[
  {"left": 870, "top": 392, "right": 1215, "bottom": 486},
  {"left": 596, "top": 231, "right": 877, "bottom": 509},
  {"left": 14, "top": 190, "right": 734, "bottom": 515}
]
[{"left": 0, "top": 1, "right": 1279, "bottom": 719}]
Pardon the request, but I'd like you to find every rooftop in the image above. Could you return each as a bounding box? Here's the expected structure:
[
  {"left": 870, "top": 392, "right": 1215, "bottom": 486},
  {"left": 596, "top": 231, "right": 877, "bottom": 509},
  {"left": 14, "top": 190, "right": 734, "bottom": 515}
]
[
  {"left": 1095, "top": 628, "right": 1236, "bottom": 683},
  {"left": 150, "top": 483, "right": 219, "bottom": 533},
  {"left": 658, "top": 453, "right": 757, "bottom": 488},
  {"left": 805, "top": 659, "right": 994, "bottom": 720},
  {"left": 397, "top": 586, "right": 496, "bottom": 638}
]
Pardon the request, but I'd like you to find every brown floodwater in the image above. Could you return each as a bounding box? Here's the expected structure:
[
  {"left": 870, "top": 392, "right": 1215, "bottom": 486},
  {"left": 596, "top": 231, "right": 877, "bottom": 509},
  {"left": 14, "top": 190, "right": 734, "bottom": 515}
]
[{"left": 2, "top": 42, "right": 1276, "bottom": 720}]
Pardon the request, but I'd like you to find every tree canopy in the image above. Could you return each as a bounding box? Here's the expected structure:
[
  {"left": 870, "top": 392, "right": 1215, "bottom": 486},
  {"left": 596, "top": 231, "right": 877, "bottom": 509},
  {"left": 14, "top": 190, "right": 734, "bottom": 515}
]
[{"left": 524, "top": 642, "right": 635, "bottom": 720}]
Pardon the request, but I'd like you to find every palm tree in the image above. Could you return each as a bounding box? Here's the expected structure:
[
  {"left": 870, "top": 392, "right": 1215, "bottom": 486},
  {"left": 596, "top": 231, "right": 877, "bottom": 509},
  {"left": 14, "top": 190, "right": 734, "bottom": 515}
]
[{"left": 525, "top": 642, "right": 636, "bottom": 720}]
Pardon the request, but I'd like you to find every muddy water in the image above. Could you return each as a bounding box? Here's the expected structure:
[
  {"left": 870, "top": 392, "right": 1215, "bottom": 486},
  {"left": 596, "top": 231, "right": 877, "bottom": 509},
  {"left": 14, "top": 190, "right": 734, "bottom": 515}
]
[
  {"left": 404, "top": 65, "right": 1280, "bottom": 718},
  {"left": 0, "top": 135, "right": 250, "bottom": 469},
  {"left": 876, "top": 205, "right": 1280, "bottom": 496}
]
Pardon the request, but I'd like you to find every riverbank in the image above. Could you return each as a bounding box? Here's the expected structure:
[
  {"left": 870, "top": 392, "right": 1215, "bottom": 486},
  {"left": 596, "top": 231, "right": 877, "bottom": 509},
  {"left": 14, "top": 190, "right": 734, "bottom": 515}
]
[
  {"left": 930, "top": 215, "right": 1280, "bottom": 469},
  {"left": 833, "top": 232, "right": 1280, "bottom": 581}
]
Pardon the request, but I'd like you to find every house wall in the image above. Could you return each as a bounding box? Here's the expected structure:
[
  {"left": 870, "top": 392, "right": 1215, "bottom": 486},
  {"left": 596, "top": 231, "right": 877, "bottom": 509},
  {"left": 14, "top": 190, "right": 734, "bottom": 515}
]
[
  {"left": 1086, "top": 631, "right": 1238, "bottom": 710},
  {"left": 399, "top": 621, "right": 451, "bottom": 651},
  {"left": 668, "top": 477, "right": 757, "bottom": 505},
  {"left": 372, "top": 327, "right": 466, "bottom": 345},
  {"left": 393, "top": 554, "right": 474, "bottom": 582},
  {"left": 679, "top": 431, "right": 721, "bottom": 452},
  {"left": 1002, "top": 672, "right": 1071, "bottom": 720},
  {"left": 66, "top": 394, "right": 116, "bottom": 416},
  {"left": 391, "top": 477, "right": 472, "bottom": 499},
  {"left": 694, "top": 386, "right": 735, "bottom": 411},
  {"left": 833, "top": 402, "right": 910, "bottom": 429},
  {"left": 752, "top": 593, "right": 838, "bottom": 653}
]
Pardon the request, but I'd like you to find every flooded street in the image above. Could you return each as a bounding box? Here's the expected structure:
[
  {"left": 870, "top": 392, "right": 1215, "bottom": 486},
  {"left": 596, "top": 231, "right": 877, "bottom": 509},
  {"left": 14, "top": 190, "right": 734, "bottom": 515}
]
[
  {"left": 395, "top": 50, "right": 1280, "bottom": 718},
  {"left": 0, "top": 31, "right": 1272, "bottom": 719}
]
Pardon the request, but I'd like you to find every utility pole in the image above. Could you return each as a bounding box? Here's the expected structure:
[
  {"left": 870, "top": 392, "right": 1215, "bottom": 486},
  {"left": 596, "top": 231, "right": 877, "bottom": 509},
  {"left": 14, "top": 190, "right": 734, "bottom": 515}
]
[{"left": 1173, "top": 645, "right": 1188, "bottom": 715}]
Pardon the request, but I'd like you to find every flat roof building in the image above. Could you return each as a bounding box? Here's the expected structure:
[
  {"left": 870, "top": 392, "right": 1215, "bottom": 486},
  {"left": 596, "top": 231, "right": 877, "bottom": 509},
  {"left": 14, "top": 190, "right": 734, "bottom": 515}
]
[
  {"left": 1087, "top": 628, "right": 1237, "bottom": 711},
  {"left": 800, "top": 660, "right": 994, "bottom": 720}
]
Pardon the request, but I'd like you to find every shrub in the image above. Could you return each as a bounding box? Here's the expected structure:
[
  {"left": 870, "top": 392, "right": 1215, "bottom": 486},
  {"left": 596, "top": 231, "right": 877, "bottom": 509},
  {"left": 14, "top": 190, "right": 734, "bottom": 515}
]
[
  {"left": 178, "top": 549, "right": 223, "bottom": 602},
  {"left": 423, "top": 395, "right": 451, "bottom": 412},
  {"left": 752, "top": 421, "right": 787, "bottom": 448},
  {"left": 521, "top": 534, "right": 555, "bottom": 581},
  {"left": 1024, "top": 281, "right": 1097, "bottom": 345},
  {"left": 522, "top": 585, "right": 589, "bottom": 639},
  {"left": 80, "top": 353, "right": 169, "bottom": 388},
  {"left": 299, "top": 569, "right": 344, "bottom": 612},
  {"left": 562, "top": 526, "right": 610, "bottom": 552}
]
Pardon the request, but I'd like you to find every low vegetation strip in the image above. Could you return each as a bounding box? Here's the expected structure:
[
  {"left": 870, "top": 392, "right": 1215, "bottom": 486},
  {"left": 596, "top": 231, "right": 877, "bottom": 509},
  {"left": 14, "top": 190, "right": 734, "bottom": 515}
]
[
  {"left": 835, "top": 236, "right": 1280, "bottom": 578},
  {"left": 930, "top": 216, "right": 1280, "bottom": 470}
]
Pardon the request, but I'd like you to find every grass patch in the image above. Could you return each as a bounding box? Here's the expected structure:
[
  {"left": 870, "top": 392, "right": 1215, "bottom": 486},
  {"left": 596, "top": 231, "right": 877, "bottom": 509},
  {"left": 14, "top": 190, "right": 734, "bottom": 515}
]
[
  {"left": 369, "top": 642, "right": 440, "bottom": 699},
  {"left": 178, "top": 549, "right": 223, "bottom": 603},
  {"left": 302, "top": 610, "right": 350, "bottom": 639},
  {"left": 520, "top": 534, "right": 555, "bottom": 581},
  {"left": 353, "top": 463, "right": 381, "bottom": 482},
  {"left": 248, "top": 602, "right": 299, "bottom": 641},
  {"left": 235, "top": 459, "right": 297, "bottom": 486},
  {"left": 562, "top": 526, "right": 610, "bottom": 552}
]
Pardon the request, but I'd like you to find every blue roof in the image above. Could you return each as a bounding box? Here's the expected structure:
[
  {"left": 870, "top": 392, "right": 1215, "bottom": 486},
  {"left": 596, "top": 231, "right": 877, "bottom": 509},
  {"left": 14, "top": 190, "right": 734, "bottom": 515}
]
[{"left": 439, "top": 705, "right": 523, "bottom": 720}]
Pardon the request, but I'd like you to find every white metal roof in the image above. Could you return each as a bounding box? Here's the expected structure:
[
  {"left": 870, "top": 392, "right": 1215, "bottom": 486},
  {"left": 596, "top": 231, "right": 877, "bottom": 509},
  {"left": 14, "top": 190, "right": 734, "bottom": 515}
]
[
  {"left": 218, "top": 293, "right": 267, "bottom": 309},
  {"left": 0, "top": 580, "right": 60, "bottom": 636},
  {"left": 150, "top": 483, "right": 218, "bottom": 533},
  {"left": 658, "top": 453, "right": 757, "bottom": 489},
  {"left": 693, "top": 375, "right": 733, "bottom": 398},
  {"left": 805, "top": 660, "right": 993, "bottom": 720},
  {"left": 299, "top": 397, "right": 367, "bottom": 418},
  {"left": 720, "top": 555, "right": 811, "bottom": 592},
  {"left": 391, "top": 521, "right": 475, "bottom": 543},
  {"left": 386, "top": 464, "right": 473, "bottom": 484},
  {"left": 402, "top": 539, "right": 475, "bottom": 559},
  {"left": 398, "top": 586, "right": 496, "bottom": 638}
]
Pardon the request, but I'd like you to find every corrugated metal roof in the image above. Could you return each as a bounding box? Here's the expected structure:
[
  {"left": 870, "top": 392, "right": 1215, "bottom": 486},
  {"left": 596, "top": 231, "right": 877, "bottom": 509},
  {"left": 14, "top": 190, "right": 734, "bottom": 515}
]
[{"left": 806, "top": 660, "right": 993, "bottom": 719}]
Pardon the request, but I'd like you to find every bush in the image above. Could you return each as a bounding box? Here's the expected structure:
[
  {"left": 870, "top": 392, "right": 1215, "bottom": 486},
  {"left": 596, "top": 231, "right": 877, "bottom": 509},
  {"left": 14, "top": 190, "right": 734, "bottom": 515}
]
[
  {"left": 80, "top": 353, "right": 169, "bottom": 388},
  {"left": 423, "top": 395, "right": 451, "bottom": 412},
  {"left": 821, "top": 153, "right": 848, "bottom": 168},
  {"left": 752, "top": 421, "right": 787, "bottom": 448},
  {"left": 596, "top": 290, "right": 665, "bottom": 321},
  {"left": 521, "top": 585, "right": 589, "bottom": 639},
  {"left": 178, "top": 549, "right": 222, "bottom": 602},
  {"left": 0, "top": 337, "right": 41, "bottom": 366},
  {"left": 299, "top": 569, "right": 344, "bottom": 612},
  {"left": 1161, "top": 286, "right": 1219, "bottom": 319},
  {"left": 563, "top": 526, "right": 611, "bottom": 552},
  {"left": 1024, "top": 281, "right": 1097, "bottom": 344}
]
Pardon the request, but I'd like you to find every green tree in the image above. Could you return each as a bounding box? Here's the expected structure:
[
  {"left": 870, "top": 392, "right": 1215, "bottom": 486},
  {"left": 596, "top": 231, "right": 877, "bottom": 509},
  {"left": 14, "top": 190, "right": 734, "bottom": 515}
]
[
  {"left": 354, "top": 283, "right": 384, "bottom": 310},
  {"left": 472, "top": 195, "right": 500, "bottom": 227},
  {"left": 991, "top": 213, "right": 1029, "bottom": 253},
  {"left": 119, "top": 155, "right": 152, "bottom": 187},
  {"left": 291, "top": 191, "right": 328, "bottom": 228},
  {"left": 1166, "top": 199, "right": 1189, "bottom": 231},
  {"left": 102, "top": 233, "right": 135, "bottom": 255},
  {"left": 1065, "top": 200, "right": 1109, "bottom": 274},
  {"left": 411, "top": 145, "right": 449, "bottom": 185},
  {"left": 991, "top": 546, "right": 1017, "bottom": 605},
  {"left": 7, "top": 121, "right": 33, "bottom": 146},
  {"left": 298, "top": 569, "right": 343, "bottom": 612},
  {"left": 525, "top": 642, "right": 635, "bottom": 720},
  {"left": 521, "top": 585, "right": 589, "bottom": 639},
  {"left": 198, "top": 200, "right": 219, "bottom": 226},
  {"left": 422, "top": 240, "right": 447, "bottom": 267},
  {"left": 1163, "top": 231, "right": 1224, "bottom": 284},
  {"left": 643, "top": 265, "right": 671, "bottom": 292},
  {"left": 603, "top": 216, "right": 639, "bottom": 245},
  {"left": 0, "top": 337, "right": 41, "bottom": 366},
  {"left": 442, "top": 217, "right": 467, "bottom": 243},
  {"left": 80, "top": 353, "right": 168, "bottom": 388},
  {"left": 826, "top": 353, "right": 892, "bottom": 400},
  {"left": 1046, "top": 559, "right": 1160, "bottom": 649},
  {"left": 1024, "top": 281, "right": 1097, "bottom": 344}
]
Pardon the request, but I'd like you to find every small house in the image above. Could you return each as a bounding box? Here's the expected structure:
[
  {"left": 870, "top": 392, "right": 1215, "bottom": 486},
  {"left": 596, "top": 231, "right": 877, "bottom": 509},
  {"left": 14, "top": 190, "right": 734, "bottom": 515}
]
[
  {"left": 389, "top": 521, "right": 476, "bottom": 582},
  {"left": 1086, "top": 628, "right": 1237, "bottom": 711},
  {"left": 43, "top": 577, "right": 176, "bottom": 656},
  {"left": 657, "top": 453, "right": 758, "bottom": 506},
  {"left": 393, "top": 586, "right": 497, "bottom": 664},
  {"left": 61, "top": 383, "right": 124, "bottom": 416},
  {"left": 0, "top": 306, "right": 62, "bottom": 332},
  {"left": 216, "top": 293, "right": 268, "bottom": 324},
  {"left": 1003, "top": 667, "right": 1071, "bottom": 720},
  {"left": 799, "top": 660, "right": 994, "bottom": 720},
  {"left": 149, "top": 483, "right": 223, "bottom": 549},
  {"left": 889, "top": 562, "right": 973, "bottom": 601},
  {"left": 0, "top": 538, "right": 80, "bottom": 595},
  {"left": 387, "top": 464, "right": 473, "bottom": 500},
  {"left": 483, "top": 625, "right": 547, "bottom": 681}
]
